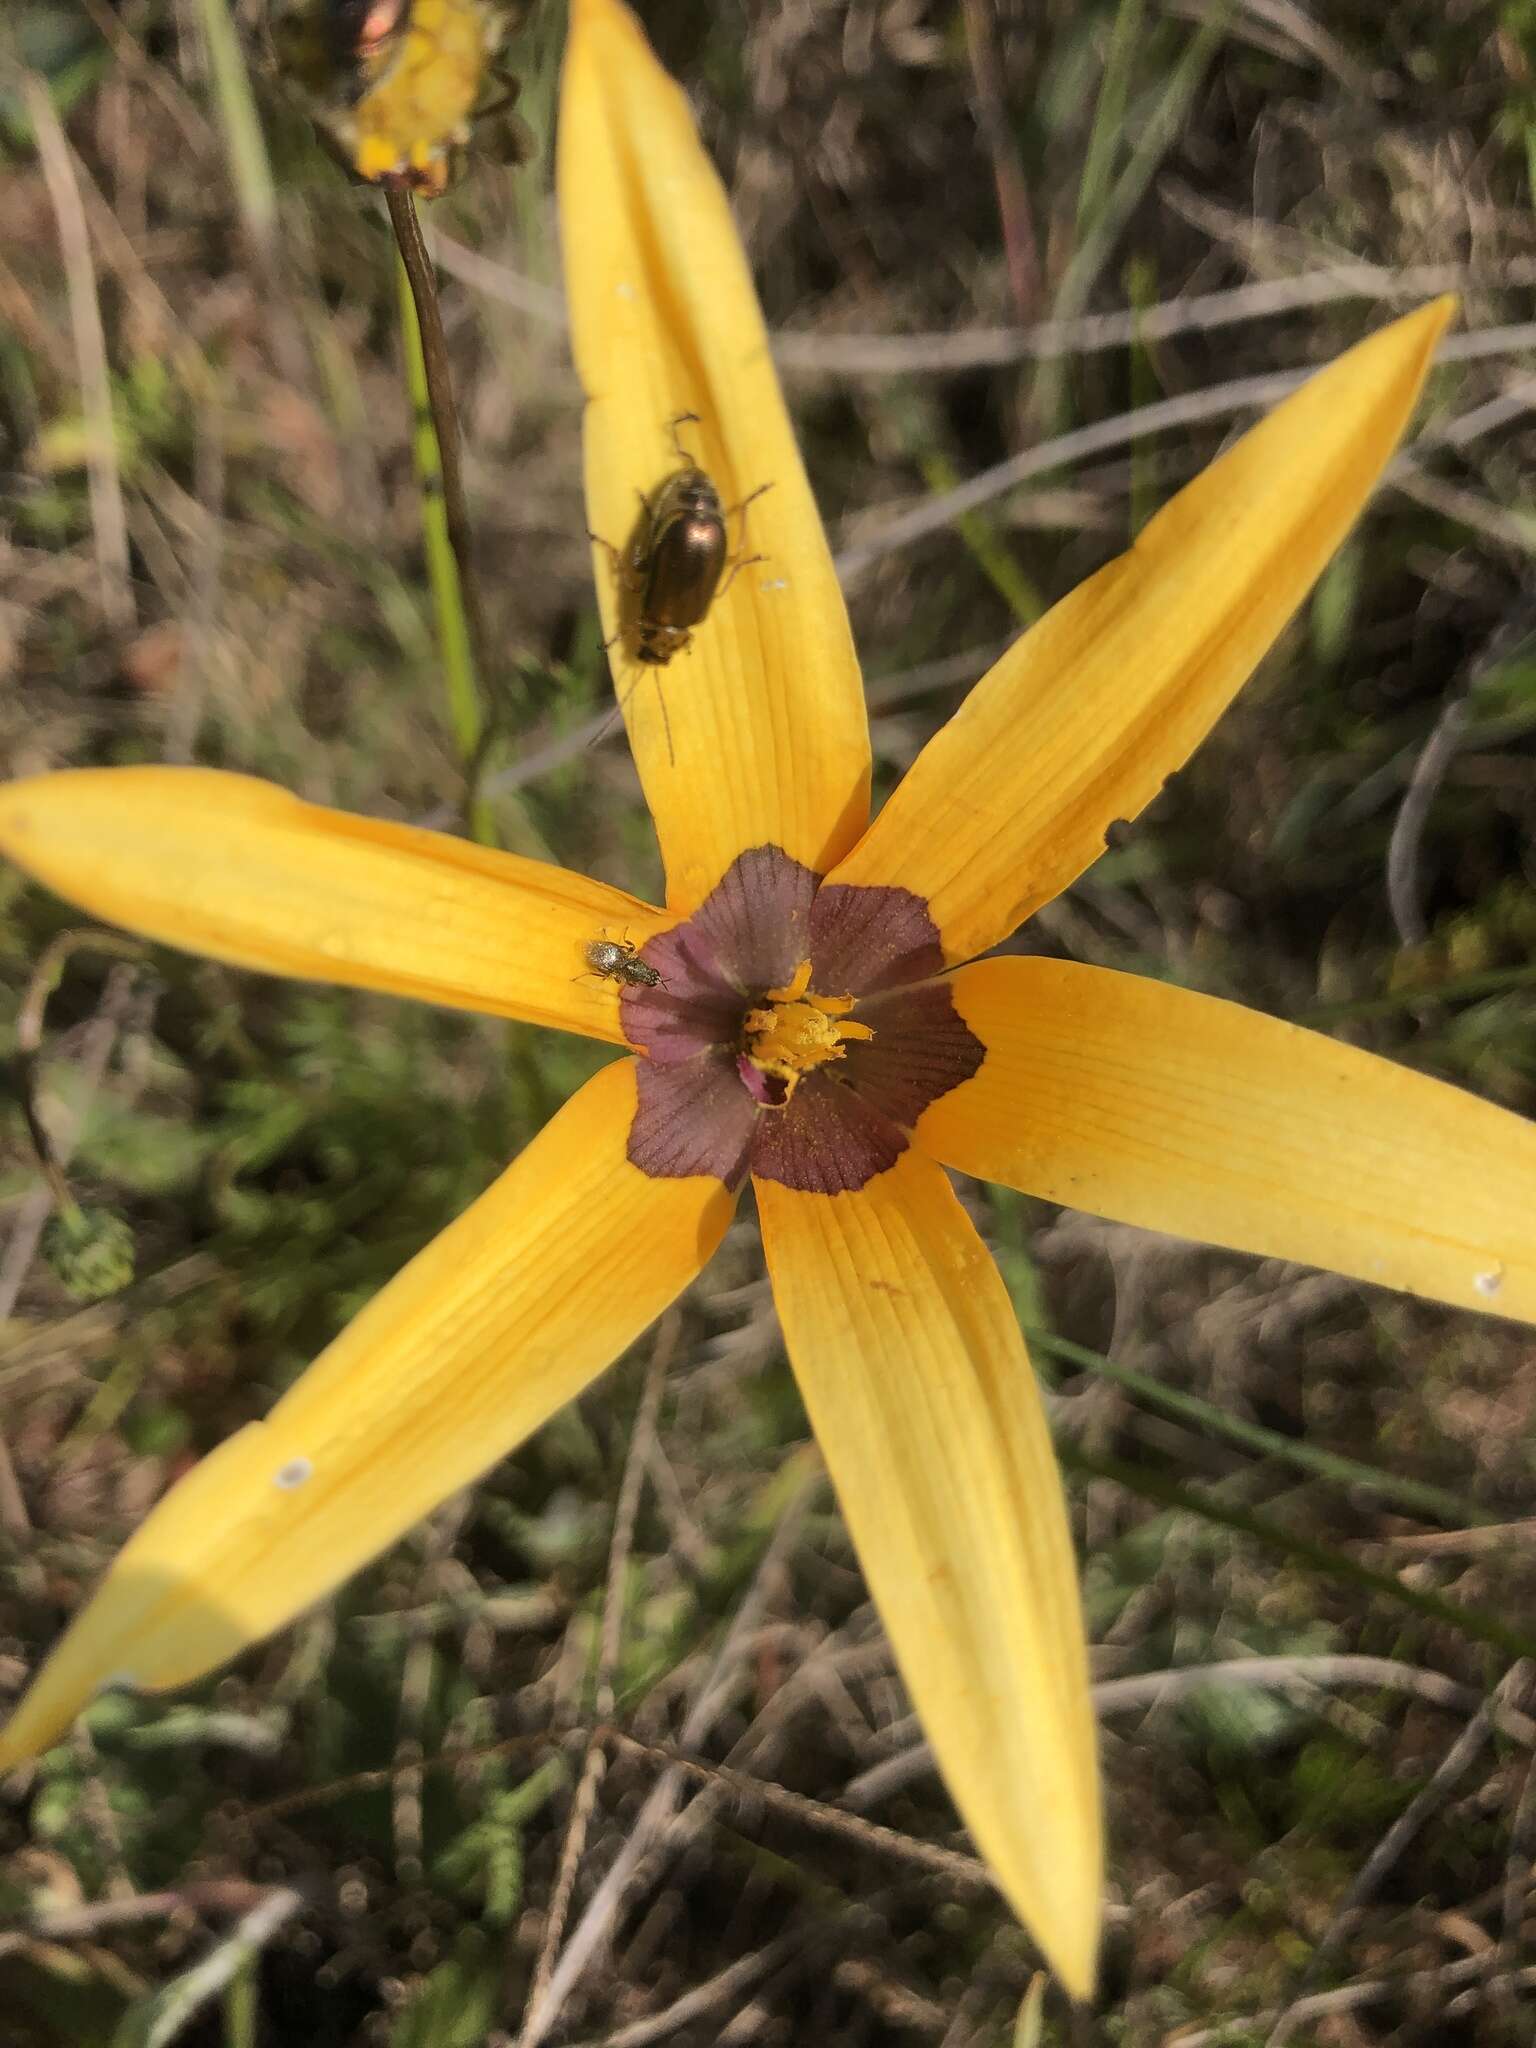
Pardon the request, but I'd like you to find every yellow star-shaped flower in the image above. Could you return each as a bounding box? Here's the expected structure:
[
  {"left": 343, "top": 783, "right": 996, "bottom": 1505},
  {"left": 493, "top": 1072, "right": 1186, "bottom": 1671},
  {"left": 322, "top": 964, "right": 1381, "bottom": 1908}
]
[{"left": 1, "top": 0, "right": 1530, "bottom": 2002}]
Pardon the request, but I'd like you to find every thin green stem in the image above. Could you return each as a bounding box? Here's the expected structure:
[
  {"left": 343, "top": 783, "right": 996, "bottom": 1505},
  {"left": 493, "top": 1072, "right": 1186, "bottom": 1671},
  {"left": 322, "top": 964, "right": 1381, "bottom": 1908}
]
[
  {"left": 189, "top": 0, "right": 277, "bottom": 260},
  {"left": 1297, "top": 961, "right": 1536, "bottom": 1027},
  {"left": 387, "top": 186, "right": 496, "bottom": 845},
  {"left": 1125, "top": 253, "right": 1159, "bottom": 537},
  {"left": 918, "top": 449, "right": 1041, "bottom": 626},
  {"left": 222, "top": 1959, "right": 257, "bottom": 2048},
  {"left": 1074, "top": 0, "right": 1145, "bottom": 242},
  {"left": 1033, "top": 1327, "right": 1494, "bottom": 1531},
  {"left": 1063, "top": 1443, "right": 1536, "bottom": 1664},
  {"left": 1034, "top": 3, "right": 1227, "bottom": 433}
]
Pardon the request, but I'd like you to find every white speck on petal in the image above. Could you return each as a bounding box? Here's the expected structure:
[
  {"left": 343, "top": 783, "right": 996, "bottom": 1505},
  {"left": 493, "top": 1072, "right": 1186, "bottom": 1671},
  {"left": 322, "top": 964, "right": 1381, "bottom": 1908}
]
[
  {"left": 761, "top": 577, "right": 788, "bottom": 593},
  {"left": 615, "top": 281, "right": 636, "bottom": 300},
  {"left": 275, "top": 1456, "right": 313, "bottom": 1490},
  {"left": 1475, "top": 1267, "right": 1504, "bottom": 1298}
]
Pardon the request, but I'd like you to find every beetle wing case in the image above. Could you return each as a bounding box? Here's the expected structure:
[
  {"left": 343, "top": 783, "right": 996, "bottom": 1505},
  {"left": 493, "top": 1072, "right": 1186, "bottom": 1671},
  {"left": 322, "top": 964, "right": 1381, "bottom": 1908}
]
[{"left": 639, "top": 470, "right": 728, "bottom": 634}]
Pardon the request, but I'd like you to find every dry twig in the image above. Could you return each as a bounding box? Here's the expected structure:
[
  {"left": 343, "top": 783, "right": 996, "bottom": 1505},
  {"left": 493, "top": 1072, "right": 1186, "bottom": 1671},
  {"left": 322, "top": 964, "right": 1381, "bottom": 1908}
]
[
  {"left": 1263, "top": 1661, "right": 1533, "bottom": 2046},
  {"left": 516, "top": 1468, "right": 821, "bottom": 2047},
  {"left": 843, "top": 1654, "right": 1536, "bottom": 1811},
  {"left": 21, "top": 70, "right": 133, "bottom": 632},
  {"left": 519, "top": 1311, "right": 679, "bottom": 2039}
]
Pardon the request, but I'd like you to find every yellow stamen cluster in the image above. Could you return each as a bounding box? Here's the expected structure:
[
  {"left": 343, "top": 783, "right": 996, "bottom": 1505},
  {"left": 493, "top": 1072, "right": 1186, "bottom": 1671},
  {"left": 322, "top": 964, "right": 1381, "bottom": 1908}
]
[{"left": 743, "top": 959, "right": 873, "bottom": 1101}]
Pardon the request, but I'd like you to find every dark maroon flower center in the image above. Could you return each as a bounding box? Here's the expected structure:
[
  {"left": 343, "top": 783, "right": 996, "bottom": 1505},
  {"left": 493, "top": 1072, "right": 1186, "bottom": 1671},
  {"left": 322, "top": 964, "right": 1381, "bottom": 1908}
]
[{"left": 617, "top": 846, "right": 984, "bottom": 1195}]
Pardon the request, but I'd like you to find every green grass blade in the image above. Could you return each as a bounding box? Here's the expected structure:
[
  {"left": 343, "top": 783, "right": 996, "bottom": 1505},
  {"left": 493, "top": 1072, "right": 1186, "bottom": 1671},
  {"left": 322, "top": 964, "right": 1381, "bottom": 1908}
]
[
  {"left": 1032, "top": 1327, "right": 1495, "bottom": 1530},
  {"left": 1074, "top": 0, "right": 1146, "bottom": 241},
  {"left": 188, "top": 0, "right": 277, "bottom": 259},
  {"left": 1062, "top": 1442, "right": 1536, "bottom": 1663},
  {"left": 394, "top": 249, "right": 494, "bottom": 845},
  {"left": 1298, "top": 962, "right": 1536, "bottom": 1027}
]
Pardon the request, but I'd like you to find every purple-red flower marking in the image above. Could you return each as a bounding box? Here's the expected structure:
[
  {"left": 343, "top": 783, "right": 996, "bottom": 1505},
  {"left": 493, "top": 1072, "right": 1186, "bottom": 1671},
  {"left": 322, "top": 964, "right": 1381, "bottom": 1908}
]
[{"left": 622, "top": 846, "right": 986, "bottom": 1194}]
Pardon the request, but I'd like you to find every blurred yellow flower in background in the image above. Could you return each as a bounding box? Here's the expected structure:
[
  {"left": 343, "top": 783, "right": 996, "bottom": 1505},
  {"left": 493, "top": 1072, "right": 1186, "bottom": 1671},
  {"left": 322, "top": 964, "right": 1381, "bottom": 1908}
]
[{"left": 270, "top": 0, "right": 509, "bottom": 193}]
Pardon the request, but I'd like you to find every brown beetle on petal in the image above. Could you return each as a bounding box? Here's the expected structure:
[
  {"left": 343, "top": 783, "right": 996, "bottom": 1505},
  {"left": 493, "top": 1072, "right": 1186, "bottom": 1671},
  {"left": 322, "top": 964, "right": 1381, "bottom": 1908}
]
[
  {"left": 590, "top": 414, "right": 771, "bottom": 762},
  {"left": 631, "top": 463, "right": 728, "bottom": 667}
]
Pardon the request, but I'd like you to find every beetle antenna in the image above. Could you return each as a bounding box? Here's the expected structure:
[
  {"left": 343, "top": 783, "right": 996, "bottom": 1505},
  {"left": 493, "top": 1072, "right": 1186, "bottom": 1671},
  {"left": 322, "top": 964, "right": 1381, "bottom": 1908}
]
[
  {"left": 587, "top": 671, "right": 677, "bottom": 769},
  {"left": 654, "top": 674, "right": 675, "bottom": 767},
  {"left": 613, "top": 668, "right": 676, "bottom": 768},
  {"left": 585, "top": 701, "right": 625, "bottom": 751}
]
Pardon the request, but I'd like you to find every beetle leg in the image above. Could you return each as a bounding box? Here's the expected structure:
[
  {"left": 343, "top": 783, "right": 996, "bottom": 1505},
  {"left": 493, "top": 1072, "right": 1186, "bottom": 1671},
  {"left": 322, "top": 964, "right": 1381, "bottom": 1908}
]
[
  {"left": 714, "top": 551, "right": 767, "bottom": 601},
  {"left": 719, "top": 480, "right": 774, "bottom": 589},
  {"left": 667, "top": 411, "right": 703, "bottom": 464},
  {"left": 629, "top": 485, "right": 657, "bottom": 554},
  {"left": 473, "top": 62, "right": 523, "bottom": 119},
  {"left": 724, "top": 484, "right": 774, "bottom": 570},
  {"left": 723, "top": 480, "right": 773, "bottom": 527},
  {"left": 589, "top": 530, "right": 630, "bottom": 651}
]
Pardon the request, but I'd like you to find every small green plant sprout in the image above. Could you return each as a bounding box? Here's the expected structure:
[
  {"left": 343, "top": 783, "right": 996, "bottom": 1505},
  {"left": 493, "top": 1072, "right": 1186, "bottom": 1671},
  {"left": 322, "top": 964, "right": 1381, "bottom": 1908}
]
[{"left": 40, "top": 1204, "right": 136, "bottom": 1304}]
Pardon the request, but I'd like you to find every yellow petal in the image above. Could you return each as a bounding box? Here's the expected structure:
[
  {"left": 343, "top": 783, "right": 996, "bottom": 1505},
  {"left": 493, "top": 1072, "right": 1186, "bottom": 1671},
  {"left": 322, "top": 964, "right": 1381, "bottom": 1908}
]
[
  {"left": 0, "top": 1060, "right": 734, "bottom": 1767},
  {"left": 0, "top": 768, "right": 668, "bottom": 1044},
  {"left": 756, "top": 1152, "right": 1101, "bottom": 1995},
  {"left": 559, "top": 0, "right": 870, "bottom": 912},
  {"left": 828, "top": 301, "right": 1454, "bottom": 963},
  {"left": 920, "top": 957, "right": 1536, "bottom": 1322}
]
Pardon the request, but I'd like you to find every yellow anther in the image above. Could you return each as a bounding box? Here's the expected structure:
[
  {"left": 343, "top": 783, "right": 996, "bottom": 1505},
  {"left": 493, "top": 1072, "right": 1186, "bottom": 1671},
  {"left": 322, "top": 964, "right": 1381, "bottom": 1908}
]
[
  {"left": 764, "top": 959, "right": 814, "bottom": 1003},
  {"left": 744, "top": 960, "right": 874, "bottom": 1101}
]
